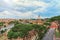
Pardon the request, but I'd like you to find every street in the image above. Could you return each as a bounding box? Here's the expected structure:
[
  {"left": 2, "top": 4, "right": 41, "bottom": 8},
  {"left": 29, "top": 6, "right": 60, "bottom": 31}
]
[
  {"left": 0, "top": 24, "right": 14, "bottom": 31},
  {"left": 42, "top": 28, "right": 55, "bottom": 40}
]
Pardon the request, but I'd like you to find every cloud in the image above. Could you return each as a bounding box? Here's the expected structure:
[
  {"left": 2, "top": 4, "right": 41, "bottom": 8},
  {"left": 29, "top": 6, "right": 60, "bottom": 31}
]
[
  {"left": 0, "top": 10, "right": 39, "bottom": 19},
  {"left": 0, "top": 0, "right": 60, "bottom": 19},
  {"left": 13, "top": 0, "right": 48, "bottom": 6},
  {"left": 33, "top": 7, "right": 47, "bottom": 13},
  {"left": 0, "top": 0, "right": 49, "bottom": 12},
  {"left": 12, "top": 0, "right": 48, "bottom": 13}
]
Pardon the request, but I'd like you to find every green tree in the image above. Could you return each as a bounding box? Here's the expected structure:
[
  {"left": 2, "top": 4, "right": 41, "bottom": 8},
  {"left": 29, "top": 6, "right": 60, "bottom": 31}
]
[
  {"left": 8, "top": 31, "right": 14, "bottom": 39},
  {"left": 7, "top": 23, "right": 48, "bottom": 40},
  {"left": 0, "top": 22, "right": 3, "bottom": 26}
]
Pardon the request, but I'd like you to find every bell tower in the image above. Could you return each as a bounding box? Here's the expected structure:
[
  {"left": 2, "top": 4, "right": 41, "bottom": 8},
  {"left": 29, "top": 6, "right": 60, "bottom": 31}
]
[
  {"left": 36, "top": 15, "right": 43, "bottom": 25},
  {"left": 37, "top": 15, "right": 40, "bottom": 20}
]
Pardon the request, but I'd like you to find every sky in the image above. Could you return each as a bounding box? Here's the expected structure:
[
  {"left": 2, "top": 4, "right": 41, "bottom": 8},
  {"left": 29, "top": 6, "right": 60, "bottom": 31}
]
[{"left": 0, "top": 0, "right": 60, "bottom": 19}]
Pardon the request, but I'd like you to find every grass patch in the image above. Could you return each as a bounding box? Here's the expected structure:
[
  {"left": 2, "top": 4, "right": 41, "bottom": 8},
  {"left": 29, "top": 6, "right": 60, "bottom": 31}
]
[{"left": 55, "top": 31, "right": 60, "bottom": 38}]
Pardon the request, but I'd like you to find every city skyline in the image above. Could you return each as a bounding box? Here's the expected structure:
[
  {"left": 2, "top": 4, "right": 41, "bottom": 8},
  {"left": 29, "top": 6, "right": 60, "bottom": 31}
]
[{"left": 0, "top": 0, "right": 60, "bottom": 19}]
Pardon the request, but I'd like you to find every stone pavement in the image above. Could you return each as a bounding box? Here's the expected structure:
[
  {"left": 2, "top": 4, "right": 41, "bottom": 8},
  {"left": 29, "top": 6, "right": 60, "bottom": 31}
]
[{"left": 42, "top": 28, "right": 55, "bottom": 40}]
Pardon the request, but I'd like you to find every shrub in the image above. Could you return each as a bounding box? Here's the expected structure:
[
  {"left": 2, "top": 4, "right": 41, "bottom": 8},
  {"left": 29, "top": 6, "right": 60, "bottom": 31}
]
[{"left": 7, "top": 23, "right": 48, "bottom": 40}]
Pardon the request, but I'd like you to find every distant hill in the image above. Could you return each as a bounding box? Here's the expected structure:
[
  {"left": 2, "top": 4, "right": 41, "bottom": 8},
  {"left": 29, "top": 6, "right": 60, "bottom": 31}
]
[{"left": 47, "top": 15, "right": 60, "bottom": 22}]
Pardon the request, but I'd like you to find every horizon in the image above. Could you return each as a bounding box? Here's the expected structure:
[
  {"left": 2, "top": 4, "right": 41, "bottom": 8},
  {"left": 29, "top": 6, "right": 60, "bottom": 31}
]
[{"left": 0, "top": 0, "right": 60, "bottom": 19}]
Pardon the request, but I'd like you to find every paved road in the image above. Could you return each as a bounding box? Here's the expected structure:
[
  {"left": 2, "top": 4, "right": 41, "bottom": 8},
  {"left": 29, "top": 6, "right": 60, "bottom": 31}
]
[
  {"left": 0, "top": 24, "right": 14, "bottom": 31},
  {"left": 42, "top": 28, "right": 55, "bottom": 40}
]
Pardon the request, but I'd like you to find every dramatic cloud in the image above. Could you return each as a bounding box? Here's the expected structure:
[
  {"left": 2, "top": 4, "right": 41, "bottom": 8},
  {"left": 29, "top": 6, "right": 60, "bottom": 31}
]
[
  {"left": 0, "top": 10, "right": 39, "bottom": 19},
  {"left": 0, "top": 0, "right": 60, "bottom": 19}
]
